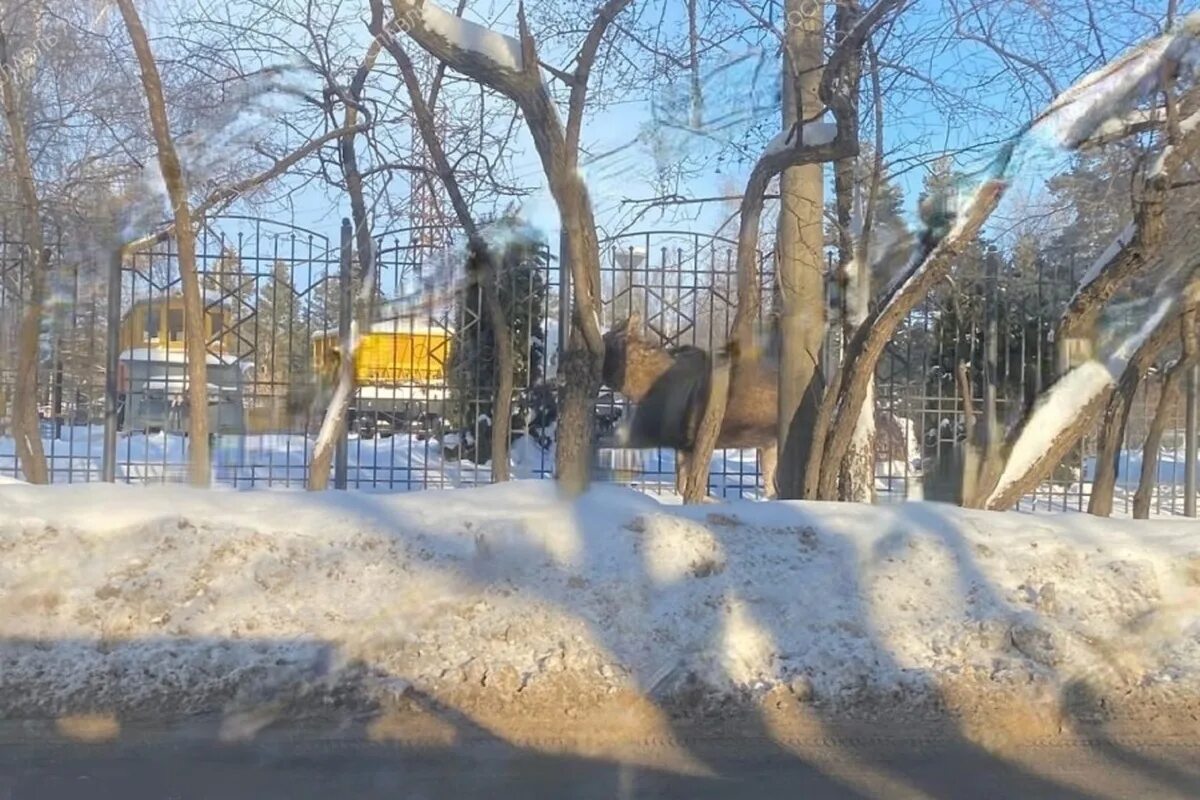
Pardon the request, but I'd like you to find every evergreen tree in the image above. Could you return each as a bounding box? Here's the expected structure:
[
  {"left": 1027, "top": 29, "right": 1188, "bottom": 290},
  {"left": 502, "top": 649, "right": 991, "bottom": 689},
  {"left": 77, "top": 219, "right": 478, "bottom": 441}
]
[
  {"left": 446, "top": 217, "right": 549, "bottom": 460},
  {"left": 256, "top": 260, "right": 308, "bottom": 392}
]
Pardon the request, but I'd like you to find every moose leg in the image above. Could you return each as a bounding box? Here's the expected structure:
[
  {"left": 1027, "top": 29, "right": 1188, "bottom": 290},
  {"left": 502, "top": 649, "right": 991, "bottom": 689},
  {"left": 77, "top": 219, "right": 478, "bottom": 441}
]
[
  {"left": 675, "top": 451, "right": 689, "bottom": 496},
  {"left": 760, "top": 443, "right": 778, "bottom": 500}
]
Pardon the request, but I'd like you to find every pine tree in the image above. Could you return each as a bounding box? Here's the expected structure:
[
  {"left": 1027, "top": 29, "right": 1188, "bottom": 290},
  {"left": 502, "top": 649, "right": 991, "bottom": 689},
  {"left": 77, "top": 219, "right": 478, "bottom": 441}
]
[
  {"left": 446, "top": 218, "right": 548, "bottom": 461},
  {"left": 256, "top": 260, "right": 308, "bottom": 392}
]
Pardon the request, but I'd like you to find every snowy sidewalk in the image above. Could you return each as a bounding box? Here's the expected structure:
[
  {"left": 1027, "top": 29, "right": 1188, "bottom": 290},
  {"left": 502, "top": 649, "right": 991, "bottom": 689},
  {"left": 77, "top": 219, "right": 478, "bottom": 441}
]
[{"left": 0, "top": 480, "right": 1197, "bottom": 745}]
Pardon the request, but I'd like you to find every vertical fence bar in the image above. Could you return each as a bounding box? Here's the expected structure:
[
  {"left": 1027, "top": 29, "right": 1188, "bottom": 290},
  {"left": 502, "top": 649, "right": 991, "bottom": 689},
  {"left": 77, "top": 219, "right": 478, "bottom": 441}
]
[
  {"left": 558, "top": 228, "right": 570, "bottom": 356},
  {"left": 102, "top": 248, "right": 122, "bottom": 482},
  {"left": 983, "top": 246, "right": 999, "bottom": 437},
  {"left": 334, "top": 218, "right": 352, "bottom": 490},
  {"left": 1186, "top": 364, "right": 1198, "bottom": 517}
]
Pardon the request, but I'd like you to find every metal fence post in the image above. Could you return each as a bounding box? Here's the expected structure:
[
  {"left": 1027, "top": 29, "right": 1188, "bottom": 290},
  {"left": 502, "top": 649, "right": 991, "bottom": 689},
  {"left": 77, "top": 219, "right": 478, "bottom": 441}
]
[
  {"left": 983, "top": 246, "right": 999, "bottom": 436},
  {"left": 557, "top": 228, "right": 570, "bottom": 355},
  {"left": 101, "top": 248, "right": 122, "bottom": 482},
  {"left": 334, "top": 218, "right": 352, "bottom": 490},
  {"left": 1186, "top": 364, "right": 1198, "bottom": 517}
]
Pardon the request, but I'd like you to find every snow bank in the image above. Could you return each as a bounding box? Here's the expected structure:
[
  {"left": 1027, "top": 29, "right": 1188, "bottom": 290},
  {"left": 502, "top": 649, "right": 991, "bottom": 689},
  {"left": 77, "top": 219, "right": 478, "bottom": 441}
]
[{"left": 0, "top": 481, "right": 1196, "bottom": 728}]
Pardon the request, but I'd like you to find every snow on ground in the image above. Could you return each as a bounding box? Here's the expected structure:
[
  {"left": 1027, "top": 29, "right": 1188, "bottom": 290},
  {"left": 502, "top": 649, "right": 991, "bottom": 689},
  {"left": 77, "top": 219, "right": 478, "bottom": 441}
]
[
  {"left": 7, "top": 426, "right": 1200, "bottom": 513},
  {"left": 0, "top": 480, "right": 1197, "bottom": 723},
  {"left": 0, "top": 426, "right": 768, "bottom": 496},
  {"left": 1084, "top": 450, "right": 1200, "bottom": 488}
]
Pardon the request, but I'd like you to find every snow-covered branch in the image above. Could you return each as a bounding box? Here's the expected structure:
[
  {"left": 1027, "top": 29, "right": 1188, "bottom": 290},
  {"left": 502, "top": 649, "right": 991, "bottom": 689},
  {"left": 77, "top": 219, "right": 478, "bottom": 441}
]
[
  {"left": 1056, "top": 107, "right": 1200, "bottom": 350},
  {"left": 986, "top": 282, "right": 1195, "bottom": 511},
  {"left": 1079, "top": 106, "right": 1167, "bottom": 150},
  {"left": 1032, "top": 12, "right": 1200, "bottom": 149},
  {"left": 805, "top": 15, "right": 1200, "bottom": 502}
]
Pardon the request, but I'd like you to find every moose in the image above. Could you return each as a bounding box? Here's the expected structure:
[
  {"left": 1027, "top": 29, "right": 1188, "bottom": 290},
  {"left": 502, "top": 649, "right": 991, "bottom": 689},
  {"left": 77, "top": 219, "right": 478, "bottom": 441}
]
[{"left": 601, "top": 312, "right": 779, "bottom": 498}]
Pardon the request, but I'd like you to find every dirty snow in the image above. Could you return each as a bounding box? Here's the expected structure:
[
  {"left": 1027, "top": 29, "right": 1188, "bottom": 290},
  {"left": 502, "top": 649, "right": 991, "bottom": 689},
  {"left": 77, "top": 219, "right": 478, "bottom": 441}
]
[{"left": 0, "top": 481, "right": 1197, "bottom": 721}]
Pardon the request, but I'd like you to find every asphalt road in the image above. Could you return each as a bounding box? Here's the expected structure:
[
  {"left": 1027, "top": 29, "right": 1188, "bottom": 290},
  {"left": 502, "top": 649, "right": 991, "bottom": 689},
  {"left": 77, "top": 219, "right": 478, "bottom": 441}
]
[{"left": 0, "top": 725, "right": 1198, "bottom": 800}]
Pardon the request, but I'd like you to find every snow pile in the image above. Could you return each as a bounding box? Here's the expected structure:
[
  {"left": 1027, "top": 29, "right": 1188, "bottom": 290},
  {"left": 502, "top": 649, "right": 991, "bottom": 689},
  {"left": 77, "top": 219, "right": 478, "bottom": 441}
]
[{"left": 0, "top": 481, "right": 1197, "bottom": 722}]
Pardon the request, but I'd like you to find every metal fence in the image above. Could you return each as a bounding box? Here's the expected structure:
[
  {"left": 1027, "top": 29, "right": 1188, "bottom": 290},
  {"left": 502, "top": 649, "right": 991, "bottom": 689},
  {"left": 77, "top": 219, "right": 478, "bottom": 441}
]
[
  {"left": 0, "top": 214, "right": 1197, "bottom": 515},
  {"left": 591, "top": 229, "right": 780, "bottom": 498},
  {"left": 870, "top": 247, "right": 1200, "bottom": 516}
]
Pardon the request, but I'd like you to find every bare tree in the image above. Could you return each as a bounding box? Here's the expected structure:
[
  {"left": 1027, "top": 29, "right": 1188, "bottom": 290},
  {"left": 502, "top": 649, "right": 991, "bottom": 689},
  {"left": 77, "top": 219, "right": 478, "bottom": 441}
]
[
  {"left": 798, "top": 16, "right": 1200, "bottom": 509},
  {"left": 370, "top": 0, "right": 516, "bottom": 481},
  {"left": 680, "top": 0, "right": 902, "bottom": 502},
  {"left": 307, "top": 12, "right": 387, "bottom": 491},
  {"left": 774, "top": 0, "right": 829, "bottom": 500},
  {"left": 116, "top": 0, "right": 214, "bottom": 487},
  {"left": 1089, "top": 305, "right": 1192, "bottom": 516},
  {"left": 386, "top": 0, "right": 633, "bottom": 495},
  {"left": 0, "top": 25, "right": 49, "bottom": 483},
  {"left": 1133, "top": 306, "right": 1199, "bottom": 518}
]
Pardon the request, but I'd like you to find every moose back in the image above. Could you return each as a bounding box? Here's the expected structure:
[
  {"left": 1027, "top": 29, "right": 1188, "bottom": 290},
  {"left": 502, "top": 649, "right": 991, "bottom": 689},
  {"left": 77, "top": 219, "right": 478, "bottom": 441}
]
[{"left": 601, "top": 313, "right": 778, "bottom": 498}]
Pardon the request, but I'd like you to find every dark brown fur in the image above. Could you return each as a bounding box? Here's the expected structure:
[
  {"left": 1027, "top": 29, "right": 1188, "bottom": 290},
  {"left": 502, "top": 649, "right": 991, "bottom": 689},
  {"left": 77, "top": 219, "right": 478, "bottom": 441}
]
[{"left": 602, "top": 313, "right": 778, "bottom": 497}]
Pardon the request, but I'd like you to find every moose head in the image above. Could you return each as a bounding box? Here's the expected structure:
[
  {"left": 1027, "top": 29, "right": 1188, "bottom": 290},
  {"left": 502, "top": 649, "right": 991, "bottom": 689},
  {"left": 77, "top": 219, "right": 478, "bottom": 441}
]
[{"left": 601, "top": 310, "right": 679, "bottom": 402}]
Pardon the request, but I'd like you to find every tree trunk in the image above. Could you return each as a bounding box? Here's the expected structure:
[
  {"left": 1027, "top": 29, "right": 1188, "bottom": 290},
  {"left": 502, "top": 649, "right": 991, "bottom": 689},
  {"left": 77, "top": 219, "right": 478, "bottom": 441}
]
[
  {"left": 842, "top": 381, "right": 876, "bottom": 501},
  {"left": 548, "top": 188, "right": 606, "bottom": 496},
  {"left": 0, "top": 31, "right": 49, "bottom": 484},
  {"left": 682, "top": 357, "right": 731, "bottom": 503},
  {"left": 1087, "top": 370, "right": 1140, "bottom": 517},
  {"left": 1133, "top": 309, "right": 1198, "bottom": 518},
  {"left": 555, "top": 337, "right": 600, "bottom": 494},
  {"left": 840, "top": 21, "right": 876, "bottom": 504},
  {"left": 775, "top": 0, "right": 827, "bottom": 499},
  {"left": 117, "top": 0, "right": 210, "bottom": 487},
  {"left": 485, "top": 264, "right": 513, "bottom": 481},
  {"left": 308, "top": 329, "right": 354, "bottom": 490},
  {"left": 1133, "top": 362, "right": 1187, "bottom": 518}
]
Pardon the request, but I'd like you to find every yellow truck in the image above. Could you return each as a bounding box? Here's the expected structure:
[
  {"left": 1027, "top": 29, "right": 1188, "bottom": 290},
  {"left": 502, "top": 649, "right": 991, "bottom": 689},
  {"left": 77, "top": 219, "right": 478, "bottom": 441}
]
[{"left": 311, "top": 320, "right": 454, "bottom": 438}]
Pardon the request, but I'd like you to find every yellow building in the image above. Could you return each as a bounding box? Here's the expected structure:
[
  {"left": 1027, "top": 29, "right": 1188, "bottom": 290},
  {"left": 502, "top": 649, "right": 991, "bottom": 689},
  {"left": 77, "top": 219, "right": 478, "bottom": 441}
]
[
  {"left": 116, "top": 294, "right": 247, "bottom": 434},
  {"left": 118, "top": 293, "right": 238, "bottom": 355}
]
